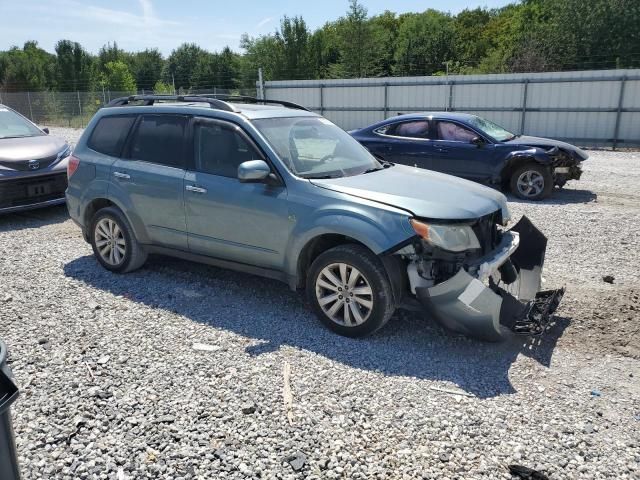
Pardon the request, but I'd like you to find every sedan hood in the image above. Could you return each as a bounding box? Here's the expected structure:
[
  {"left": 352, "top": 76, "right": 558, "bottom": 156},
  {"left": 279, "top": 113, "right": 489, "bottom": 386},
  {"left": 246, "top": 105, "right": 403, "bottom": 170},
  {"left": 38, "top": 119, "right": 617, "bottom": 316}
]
[
  {"left": 311, "top": 164, "right": 510, "bottom": 221},
  {"left": 0, "top": 135, "right": 67, "bottom": 163},
  {"left": 505, "top": 135, "right": 589, "bottom": 160}
]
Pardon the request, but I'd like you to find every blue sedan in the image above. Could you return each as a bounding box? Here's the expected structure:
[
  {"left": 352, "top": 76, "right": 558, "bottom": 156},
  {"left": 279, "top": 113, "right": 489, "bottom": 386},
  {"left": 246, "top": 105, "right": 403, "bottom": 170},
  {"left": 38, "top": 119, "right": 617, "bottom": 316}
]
[{"left": 350, "top": 112, "right": 588, "bottom": 200}]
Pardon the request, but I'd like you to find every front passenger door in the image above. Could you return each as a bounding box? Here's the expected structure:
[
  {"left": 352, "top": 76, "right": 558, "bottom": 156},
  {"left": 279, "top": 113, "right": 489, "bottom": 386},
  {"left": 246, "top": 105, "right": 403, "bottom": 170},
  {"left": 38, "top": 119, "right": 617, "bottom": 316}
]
[{"left": 184, "top": 118, "right": 290, "bottom": 270}]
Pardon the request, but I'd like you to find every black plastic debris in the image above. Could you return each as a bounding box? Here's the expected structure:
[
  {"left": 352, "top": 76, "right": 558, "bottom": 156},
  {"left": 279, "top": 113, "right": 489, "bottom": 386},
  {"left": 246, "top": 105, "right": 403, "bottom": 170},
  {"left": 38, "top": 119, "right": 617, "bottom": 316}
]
[
  {"left": 509, "top": 464, "right": 549, "bottom": 480},
  {"left": 602, "top": 275, "right": 615, "bottom": 284},
  {"left": 0, "top": 340, "right": 21, "bottom": 480}
]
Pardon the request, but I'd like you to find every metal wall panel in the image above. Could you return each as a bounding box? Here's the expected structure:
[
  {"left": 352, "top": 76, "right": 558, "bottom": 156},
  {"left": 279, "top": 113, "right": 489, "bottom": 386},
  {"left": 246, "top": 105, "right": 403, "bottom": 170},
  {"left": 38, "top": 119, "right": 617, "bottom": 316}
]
[{"left": 263, "top": 69, "right": 640, "bottom": 147}]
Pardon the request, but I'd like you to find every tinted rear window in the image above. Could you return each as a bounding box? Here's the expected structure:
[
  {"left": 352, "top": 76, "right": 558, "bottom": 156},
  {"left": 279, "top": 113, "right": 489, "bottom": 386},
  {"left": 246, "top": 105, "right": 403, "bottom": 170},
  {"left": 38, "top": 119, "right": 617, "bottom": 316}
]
[
  {"left": 128, "top": 115, "right": 188, "bottom": 168},
  {"left": 87, "top": 115, "right": 136, "bottom": 157}
]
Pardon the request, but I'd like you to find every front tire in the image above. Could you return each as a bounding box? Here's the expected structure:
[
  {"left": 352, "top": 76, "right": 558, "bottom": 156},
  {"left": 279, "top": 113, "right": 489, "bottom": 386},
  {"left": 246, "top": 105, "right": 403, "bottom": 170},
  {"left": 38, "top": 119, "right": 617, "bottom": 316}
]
[
  {"left": 306, "top": 244, "right": 395, "bottom": 337},
  {"left": 90, "top": 207, "right": 147, "bottom": 273},
  {"left": 510, "top": 163, "right": 553, "bottom": 200}
]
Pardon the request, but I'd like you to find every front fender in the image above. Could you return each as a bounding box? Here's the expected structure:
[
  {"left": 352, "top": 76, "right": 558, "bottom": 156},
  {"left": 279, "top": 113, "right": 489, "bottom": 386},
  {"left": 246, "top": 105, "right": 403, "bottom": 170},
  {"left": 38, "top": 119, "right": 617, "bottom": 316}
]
[
  {"left": 495, "top": 148, "right": 552, "bottom": 182},
  {"left": 283, "top": 204, "right": 413, "bottom": 284}
]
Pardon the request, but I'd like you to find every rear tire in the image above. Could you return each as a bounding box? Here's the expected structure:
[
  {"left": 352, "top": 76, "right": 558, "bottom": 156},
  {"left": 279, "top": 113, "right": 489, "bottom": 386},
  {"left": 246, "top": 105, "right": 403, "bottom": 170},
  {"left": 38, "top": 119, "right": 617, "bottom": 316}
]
[
  {"left": 90, "top": 207, "right": 147, "bottom": 273},
  {"left": 306, "top": 244, "right": 395, "bottom": 337},
  {"left": 510, "top": 163, "right": 553, "bottom": 200}
]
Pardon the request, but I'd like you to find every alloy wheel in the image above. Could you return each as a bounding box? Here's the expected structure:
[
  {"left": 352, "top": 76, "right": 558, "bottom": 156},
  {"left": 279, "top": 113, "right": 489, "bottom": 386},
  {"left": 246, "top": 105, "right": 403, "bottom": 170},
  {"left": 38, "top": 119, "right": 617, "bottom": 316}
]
[
  {"left": 315, "top": 262, "right": 373, "bottom": 326},
  {"left": 95, "top": 218, "right": 126, "bottom": 266},
  {"left": 516, "top": 170, "right": 545, "bottom": 198}
]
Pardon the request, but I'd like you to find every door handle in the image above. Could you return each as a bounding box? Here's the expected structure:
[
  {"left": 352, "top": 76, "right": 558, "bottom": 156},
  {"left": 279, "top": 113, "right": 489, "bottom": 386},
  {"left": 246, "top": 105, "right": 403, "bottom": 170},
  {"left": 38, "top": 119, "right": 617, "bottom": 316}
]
[
  {"left": 113, "top": 171, "right": 130, "bottom": 180},
  {"left": 435, "top": 147, "right": 449, "bottom": 153},
  {"left": 185, "top": 185, "right": 207, "bottom": 194}
]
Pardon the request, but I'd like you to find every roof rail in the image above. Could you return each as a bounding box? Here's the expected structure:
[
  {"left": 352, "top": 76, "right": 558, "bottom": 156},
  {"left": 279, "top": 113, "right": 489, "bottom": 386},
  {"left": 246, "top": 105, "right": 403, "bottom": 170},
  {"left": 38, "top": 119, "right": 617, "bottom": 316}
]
[
  {"left": 194, "top": 94, "right": 310, "bottom": 111},
  {"left": 106, "top": 95, "right": 239, "bottom": 112}
]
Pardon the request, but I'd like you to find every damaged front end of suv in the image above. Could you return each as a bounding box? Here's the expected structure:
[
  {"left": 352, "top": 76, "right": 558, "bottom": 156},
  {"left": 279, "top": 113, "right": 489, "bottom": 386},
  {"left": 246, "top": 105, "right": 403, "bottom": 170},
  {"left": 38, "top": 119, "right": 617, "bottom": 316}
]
[{"left": 393, "top": 212, "right": 564, "bottom": 341}]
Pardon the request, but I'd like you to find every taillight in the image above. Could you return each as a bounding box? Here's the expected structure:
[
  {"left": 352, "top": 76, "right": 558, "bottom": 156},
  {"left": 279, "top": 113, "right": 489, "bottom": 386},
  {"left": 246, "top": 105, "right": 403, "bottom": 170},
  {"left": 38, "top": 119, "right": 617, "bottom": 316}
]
[{"left": 67, "top": 155, "right": 80, "bottom": 178}]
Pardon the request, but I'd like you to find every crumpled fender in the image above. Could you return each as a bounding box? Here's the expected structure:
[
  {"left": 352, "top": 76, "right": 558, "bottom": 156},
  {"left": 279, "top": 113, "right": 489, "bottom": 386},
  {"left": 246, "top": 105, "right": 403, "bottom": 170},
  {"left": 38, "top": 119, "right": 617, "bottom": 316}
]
[{"left": 507, "top": 147, "right": 554, "bottom": 166}]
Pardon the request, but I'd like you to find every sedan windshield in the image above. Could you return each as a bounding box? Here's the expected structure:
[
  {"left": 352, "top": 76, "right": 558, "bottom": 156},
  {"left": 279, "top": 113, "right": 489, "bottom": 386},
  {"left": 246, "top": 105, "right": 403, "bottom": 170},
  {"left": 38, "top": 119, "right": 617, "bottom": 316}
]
[
  {"left": 252, "top": 116, "right": 382, "bottom": 179},
  {"left": 467, "top": 115, "right": 516, "bottom": 142},
  {"left": 0, "top": 107, "right": 43, "bottom": 139}
]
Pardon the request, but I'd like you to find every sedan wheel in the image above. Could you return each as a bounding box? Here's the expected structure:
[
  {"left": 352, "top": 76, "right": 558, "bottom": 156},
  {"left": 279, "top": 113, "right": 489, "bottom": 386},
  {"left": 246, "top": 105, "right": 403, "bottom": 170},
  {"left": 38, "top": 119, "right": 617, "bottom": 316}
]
[
  {"left": 516, "top": 170, "right": 545, "bottom": 198},
  {"left": 315, "top": 262, "right": 373, "bottom": 327},
  {"left": 509, "top": 163, "right": 553, "bottom": 200},
  {"left": 95, "top": 218, "right": 126, "bottom": 266}
]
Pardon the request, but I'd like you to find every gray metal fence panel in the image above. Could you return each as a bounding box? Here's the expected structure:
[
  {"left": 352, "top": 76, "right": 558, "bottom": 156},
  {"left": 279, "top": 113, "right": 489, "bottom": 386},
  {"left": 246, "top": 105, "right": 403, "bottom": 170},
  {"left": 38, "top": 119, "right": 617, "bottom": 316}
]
[{"left": 263, "top": 69, "right": 640, "bottom": 148}]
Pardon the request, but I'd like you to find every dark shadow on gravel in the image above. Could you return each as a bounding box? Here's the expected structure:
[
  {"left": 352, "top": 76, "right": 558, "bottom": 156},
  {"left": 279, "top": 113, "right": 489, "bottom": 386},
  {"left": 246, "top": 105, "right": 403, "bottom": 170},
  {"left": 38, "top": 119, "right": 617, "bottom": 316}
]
[
  {"left": 0, "top": 204, "right": 69, "bottom": 232},
  {"left": 507, "top": 188, "right": 597, "bottom": 205},
  {"left": 63, "top": 254, "right": 570, "bottom": 399}
]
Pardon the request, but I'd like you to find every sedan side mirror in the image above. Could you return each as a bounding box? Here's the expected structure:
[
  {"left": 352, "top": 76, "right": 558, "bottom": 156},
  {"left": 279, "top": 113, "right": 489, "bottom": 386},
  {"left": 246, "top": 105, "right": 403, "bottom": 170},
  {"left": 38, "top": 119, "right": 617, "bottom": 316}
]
[
  {"left": 471, "top": 136, "right": 484, "bottom": 147},
  {"left": 238, "top": 160, "right": 272, "bottom": 183},
  {"left": 42, "top": 127, "right": 50, "bottom": 135}
]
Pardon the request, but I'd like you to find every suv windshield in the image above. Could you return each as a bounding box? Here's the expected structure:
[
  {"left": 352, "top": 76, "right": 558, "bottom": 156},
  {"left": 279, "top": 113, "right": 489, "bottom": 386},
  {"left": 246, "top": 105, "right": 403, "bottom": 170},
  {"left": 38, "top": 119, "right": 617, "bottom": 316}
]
[
  {"left": 467, "top": 115, "right": 515, "bottom": 142},
  {"left": 252, "top": 116, "right": 382, "bottom": 178},
  {"left": 0, "top": 107, "right": 44, "bottom": 139}
]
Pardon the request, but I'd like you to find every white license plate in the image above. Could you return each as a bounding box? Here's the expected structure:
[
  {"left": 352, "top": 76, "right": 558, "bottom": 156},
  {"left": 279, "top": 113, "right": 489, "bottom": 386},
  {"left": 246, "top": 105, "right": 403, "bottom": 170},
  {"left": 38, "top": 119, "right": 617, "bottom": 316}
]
[{"left": 554, "top": 167, "right": 570, "bottom": 174}]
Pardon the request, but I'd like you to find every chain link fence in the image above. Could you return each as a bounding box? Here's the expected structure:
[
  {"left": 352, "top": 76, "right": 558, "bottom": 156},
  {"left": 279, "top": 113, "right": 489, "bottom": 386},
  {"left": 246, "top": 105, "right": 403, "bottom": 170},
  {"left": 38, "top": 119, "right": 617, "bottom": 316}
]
[{"left": 0, "top": 88, "right": 258, "bottom": 129}]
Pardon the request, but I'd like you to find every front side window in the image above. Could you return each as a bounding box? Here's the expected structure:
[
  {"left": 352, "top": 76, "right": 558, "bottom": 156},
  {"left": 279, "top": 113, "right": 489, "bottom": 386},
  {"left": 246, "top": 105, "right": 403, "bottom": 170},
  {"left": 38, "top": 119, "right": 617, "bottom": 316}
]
[
  {"left": 128, "top": 114, "right": 188, "bottom": 168},
  {"left": 252, "top": 116, "right": 381, "bottom": 179},
  {"left": 0, "top": 107, "right": 43, "bottom": 139},
  {"left": 88, "top": 115, "right": 136, "bottom": 157},
  {"left": 437, "top": 121, "right": 477, "bottom": 143},
  {"left": 194, "top": 121, "right": 259, "bottom": 178}
]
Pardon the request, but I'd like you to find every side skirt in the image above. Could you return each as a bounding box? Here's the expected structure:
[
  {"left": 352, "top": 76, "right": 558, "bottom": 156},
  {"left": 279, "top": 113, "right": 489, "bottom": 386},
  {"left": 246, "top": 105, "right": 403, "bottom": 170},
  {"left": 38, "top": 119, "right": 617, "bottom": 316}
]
[{"left": 144, "top": 245, "right": 291, "bottom": 285}]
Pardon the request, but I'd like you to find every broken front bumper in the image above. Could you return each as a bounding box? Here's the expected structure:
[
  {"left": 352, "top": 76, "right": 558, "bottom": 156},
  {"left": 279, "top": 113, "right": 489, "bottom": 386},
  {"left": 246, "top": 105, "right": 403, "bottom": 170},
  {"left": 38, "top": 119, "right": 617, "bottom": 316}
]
[{"left": 415, "top": 216, "right": 564, "bottom": 341}]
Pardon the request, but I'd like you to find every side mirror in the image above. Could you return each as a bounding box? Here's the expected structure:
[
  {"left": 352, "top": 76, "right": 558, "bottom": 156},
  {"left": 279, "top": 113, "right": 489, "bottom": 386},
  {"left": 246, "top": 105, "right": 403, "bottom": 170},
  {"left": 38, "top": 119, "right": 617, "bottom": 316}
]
[
  {"left": 471, "top": 136, "right": 484, "bottom": 147},
  {"left": 42, "top": 127, "right": 50, "bottom": 135},
  {"left": 238, "top": 160, "right": 272, "bottom": 183}
]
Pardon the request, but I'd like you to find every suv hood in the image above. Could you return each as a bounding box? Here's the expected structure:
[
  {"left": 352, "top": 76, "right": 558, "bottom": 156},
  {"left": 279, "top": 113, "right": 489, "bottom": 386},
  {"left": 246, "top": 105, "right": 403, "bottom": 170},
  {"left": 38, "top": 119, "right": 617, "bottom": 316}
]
[
  {"left": 505, "top": 135, "right": 588, "bottom": 160},
  {"left": 311, "top": 164, "right": 509, "bottom": 221}
]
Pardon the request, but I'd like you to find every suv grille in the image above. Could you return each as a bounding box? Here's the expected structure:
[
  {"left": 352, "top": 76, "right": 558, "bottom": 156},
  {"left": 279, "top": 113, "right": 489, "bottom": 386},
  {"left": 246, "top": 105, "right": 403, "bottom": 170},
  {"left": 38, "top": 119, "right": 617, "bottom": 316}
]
[
  {"left": 0, "top": 173, "right": 67, "bottom": 209},
  {"left": 472, "top": 210, "right": 503, "bottom": 254}
]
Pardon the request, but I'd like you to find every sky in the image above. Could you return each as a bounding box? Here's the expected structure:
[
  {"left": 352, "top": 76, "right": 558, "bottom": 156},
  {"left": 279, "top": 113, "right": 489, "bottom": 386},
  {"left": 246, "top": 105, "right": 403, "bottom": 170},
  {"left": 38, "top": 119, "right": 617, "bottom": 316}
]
[{"left": 0, "top": 0, "right": 513, "bottom": 56}]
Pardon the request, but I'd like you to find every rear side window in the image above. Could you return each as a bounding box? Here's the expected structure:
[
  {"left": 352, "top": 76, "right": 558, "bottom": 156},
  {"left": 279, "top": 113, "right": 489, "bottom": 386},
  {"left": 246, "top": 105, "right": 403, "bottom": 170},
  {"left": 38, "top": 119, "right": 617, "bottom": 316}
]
[
  {"left": 194, "top": 121, "right": 260, "bottom": 178},
  {"left": 377, "top": 120, "right": 430, "bottom": 139},
  {"left": 128, "top": 114, "right": 188, "bottom": 168},
  {"left": 87, "top": 115, "right": 136, "bottom": 157}
]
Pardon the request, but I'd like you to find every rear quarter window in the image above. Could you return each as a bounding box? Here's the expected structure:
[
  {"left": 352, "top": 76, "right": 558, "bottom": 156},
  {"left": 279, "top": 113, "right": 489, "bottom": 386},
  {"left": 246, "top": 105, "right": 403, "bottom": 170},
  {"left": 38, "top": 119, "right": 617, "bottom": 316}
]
[{"left": 87, "top": 115, "right": 136, "bottom": 157}]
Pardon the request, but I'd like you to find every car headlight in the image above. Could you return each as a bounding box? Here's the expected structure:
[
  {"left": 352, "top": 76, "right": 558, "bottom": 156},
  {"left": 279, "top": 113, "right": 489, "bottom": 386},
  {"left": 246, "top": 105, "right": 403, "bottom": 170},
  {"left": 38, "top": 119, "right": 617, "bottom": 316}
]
[
  {"left": 58, "top": 145, "right": 72, "bottom": 160},
  {"left": 410, "top": 219, "right": 481, "bottom": 252}
]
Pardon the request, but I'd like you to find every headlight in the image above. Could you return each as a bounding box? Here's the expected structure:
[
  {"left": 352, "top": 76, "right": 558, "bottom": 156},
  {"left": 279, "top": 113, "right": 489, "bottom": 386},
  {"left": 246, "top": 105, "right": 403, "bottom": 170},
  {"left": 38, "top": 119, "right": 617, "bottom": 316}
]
[
  {"left": 410, "top": 219, "right": 481, "bottom": 252},
  {"left": 58, "top": 145, "right": 72, "bottom": 160}
]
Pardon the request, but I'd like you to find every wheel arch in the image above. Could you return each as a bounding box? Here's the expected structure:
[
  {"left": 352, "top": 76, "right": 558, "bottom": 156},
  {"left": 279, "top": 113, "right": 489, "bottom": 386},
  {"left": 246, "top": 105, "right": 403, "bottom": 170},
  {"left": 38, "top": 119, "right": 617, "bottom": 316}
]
[
  {"left": 499, "top": 149, "right": 552, "bottom": 187},
  {"left": 84, "top": 197, "right": 150, "bottom": 244}
]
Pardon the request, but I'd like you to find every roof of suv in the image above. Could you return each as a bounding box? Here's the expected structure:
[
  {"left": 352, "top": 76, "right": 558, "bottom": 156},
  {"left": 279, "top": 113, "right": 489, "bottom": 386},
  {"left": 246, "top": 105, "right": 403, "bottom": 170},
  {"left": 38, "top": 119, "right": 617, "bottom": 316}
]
[{"left": 105, "top": 95, "right": 319, "bottom": 120}]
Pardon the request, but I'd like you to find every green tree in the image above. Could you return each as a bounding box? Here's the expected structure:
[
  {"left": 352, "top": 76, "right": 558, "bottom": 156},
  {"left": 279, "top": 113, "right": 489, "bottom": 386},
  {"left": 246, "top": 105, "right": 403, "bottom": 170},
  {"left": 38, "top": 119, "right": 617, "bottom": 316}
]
[
  {"left": 337, "top": 0, "right": 377, "bottom": 77},
  {"left": 54, "top": 40, "right": 95, "bottom": 91},
  {"left": 99, "top": 61, "right": 136, "bottom": 92},
  {"left": 0, "top": 41, "right": 55, "bottom": 91},
  {"left": 163, "top": 43, "right": 207, "bottom": 90},
  {"left": 131, "top": 49, "right": 164, "bottom": 91},
  {"left": 394, "top": 10, "right": 456, "bottom": 75}
]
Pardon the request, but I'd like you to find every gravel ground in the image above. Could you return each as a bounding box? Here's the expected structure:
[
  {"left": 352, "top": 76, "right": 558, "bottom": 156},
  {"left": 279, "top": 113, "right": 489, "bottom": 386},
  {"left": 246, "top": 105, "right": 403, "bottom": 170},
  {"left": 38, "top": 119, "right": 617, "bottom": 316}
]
[{"left": 1, "top": 128, "right": 638, "bottom": 479}]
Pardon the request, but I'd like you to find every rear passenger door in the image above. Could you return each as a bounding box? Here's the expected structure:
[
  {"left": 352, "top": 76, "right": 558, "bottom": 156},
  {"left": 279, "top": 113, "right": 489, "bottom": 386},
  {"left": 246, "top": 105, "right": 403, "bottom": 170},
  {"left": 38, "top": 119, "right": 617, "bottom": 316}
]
[
  {"left": 184, "top": 117, "right": 290, "bottom": 270},
  {"left": 109, "top": 114, "right": 189, "bottom": 250},
  {"left": 372, "top": 120, "right": 435, "bottom": 170}
]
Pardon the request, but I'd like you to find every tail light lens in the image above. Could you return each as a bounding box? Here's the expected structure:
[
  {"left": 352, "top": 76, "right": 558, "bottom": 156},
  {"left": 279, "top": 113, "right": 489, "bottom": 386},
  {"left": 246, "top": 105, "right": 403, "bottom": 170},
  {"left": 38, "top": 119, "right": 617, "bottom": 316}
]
[{"left": 67, "top": 155, "right": 80, "bottom": 178}]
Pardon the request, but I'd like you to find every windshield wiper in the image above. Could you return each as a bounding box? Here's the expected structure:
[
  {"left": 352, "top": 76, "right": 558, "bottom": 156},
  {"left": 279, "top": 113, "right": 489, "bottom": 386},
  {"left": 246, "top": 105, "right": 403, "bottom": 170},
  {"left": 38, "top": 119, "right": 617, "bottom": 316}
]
[
  {"left": 302, "top": 174, "right": 339, "bottom": 179},
  {"left": 363, "top": 162, "right": 394, "bottom": 174}
]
